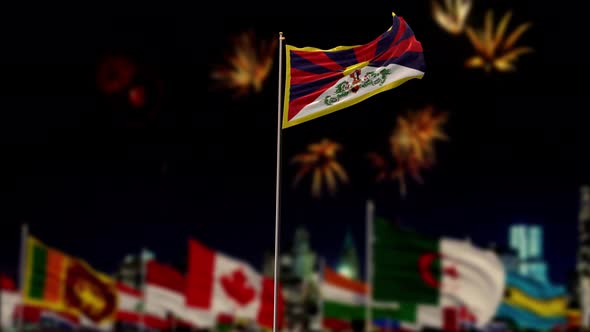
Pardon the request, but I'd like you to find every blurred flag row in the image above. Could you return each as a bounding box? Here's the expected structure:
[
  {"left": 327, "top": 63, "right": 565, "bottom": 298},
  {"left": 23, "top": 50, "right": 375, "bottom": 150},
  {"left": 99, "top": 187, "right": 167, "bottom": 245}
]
[
  {"left": 316, "top": 215, "right": 505, "bottom": 332},
  {"left": 316, "top": 215, "right": 580, "bottom": 332},
  {"left": 0, "top": 232, "right": 284, "bottom": 331},
  {"left": 0, "top": 217, "right": 583, "bottom": 332}
]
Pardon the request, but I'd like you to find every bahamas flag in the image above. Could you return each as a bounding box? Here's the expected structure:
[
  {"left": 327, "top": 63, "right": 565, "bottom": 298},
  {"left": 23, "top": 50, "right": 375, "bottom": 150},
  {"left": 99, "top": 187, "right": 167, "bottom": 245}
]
[
  {"left": 282, "top": 12, "right": 425, "bottom": 129},
  {"left": 495, "top": 272, "right": 568, "bottom": 331}
]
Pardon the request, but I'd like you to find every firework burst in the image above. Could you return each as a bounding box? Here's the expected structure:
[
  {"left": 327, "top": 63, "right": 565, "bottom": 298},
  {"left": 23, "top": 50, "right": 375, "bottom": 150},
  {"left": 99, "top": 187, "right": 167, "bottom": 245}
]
[
  {"left": 369, "top": 106, "right": 448, "bottom": 197},
  {"left": 465, "top": 10, "right": 533, "bottom": 72},
  {"left": 96, "top": 55, "right": 136, "bottom": 95},
  {"left": 291, "top": 139, "right": 349, "bottom": 199},
  {"left": 431, "top": 0, "right": 473, "bottom": 35},
  {"left": 210, "top": 30, "right": 277, "bottom": 97}
]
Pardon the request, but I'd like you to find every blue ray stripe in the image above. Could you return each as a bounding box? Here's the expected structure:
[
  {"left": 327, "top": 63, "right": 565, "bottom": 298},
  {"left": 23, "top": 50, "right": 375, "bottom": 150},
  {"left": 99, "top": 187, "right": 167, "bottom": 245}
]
[
  {"left": 290, "top": 75, "right": 341, "bottom": 100},
  {"left": 395, "top": 25, "right": 416, "bottom": 46},
  {"left": 290, "top": 51, "right": 334, "bottom": 74},
  {"left": 375, "top": 24, "right": 397, "bottom": 56},
  {"left": 325, "top": 48, "right": 358, "bottom": 69},
  {"left": 369, "top": 51, "right": 426, "bottom": 72}
]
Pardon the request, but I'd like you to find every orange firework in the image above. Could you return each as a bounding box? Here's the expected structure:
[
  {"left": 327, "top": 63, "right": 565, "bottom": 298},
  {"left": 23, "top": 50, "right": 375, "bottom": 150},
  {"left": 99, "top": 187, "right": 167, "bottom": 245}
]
[
  {"left": 210, "top": 30, "right": 277, "bottom": 97},
  {"left": 369, "top": 106, "right": 448, "bottom": 197},
  {"left": 291, "top": 139, "right": 349, "bottom": 199},
  {"left": 465, "top": 10, "right": 533, "bottom": 72},
  {"left": 431, "top": 0, "right": 472, "bottom": 35}
]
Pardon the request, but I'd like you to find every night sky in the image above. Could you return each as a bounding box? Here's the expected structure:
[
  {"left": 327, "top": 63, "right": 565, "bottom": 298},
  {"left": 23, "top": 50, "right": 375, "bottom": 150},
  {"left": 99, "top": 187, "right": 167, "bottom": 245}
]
[{"left": 0, "top": 0, "right": 587, "bottom": 287}]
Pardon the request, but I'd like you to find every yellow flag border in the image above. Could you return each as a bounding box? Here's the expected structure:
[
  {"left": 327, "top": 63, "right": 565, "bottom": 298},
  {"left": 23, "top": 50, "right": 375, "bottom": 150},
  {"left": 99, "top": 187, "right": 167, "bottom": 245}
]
[
  {"left": 281, "top": 12, "right": 424, "bottom": 129},
  {"left": 282, "top": 73, "right": 423, "bottom": 129},
  {"left": 23, "top": 236, "right": 73, "bottom": 315}
]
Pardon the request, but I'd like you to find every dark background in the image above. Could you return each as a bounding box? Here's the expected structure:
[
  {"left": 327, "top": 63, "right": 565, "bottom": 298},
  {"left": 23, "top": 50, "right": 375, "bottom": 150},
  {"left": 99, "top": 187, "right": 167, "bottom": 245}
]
[{"left": 0, "top": 0, "right": 587, "bottom": 286}]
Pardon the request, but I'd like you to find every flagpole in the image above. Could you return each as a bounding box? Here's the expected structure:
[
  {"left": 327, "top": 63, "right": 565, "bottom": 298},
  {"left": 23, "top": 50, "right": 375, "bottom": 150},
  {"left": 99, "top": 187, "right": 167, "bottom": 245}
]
[
  {"left": 272, "top": 31, "right": 286, "bottom": 332},
  {"left": 139, "top": 248, "right": 147, "bottom": 332},
  {"left": 365, "top": 200, "right": 374, "bottom": 332},
  {"left": 0, "top": 270, "right": 3, "bottom": 332},
  {"left": 317, "top": 257, "right": 325, "bottom": 331},
  {"left": 17, "top": 223, "right": 28, "bottom": 332}
]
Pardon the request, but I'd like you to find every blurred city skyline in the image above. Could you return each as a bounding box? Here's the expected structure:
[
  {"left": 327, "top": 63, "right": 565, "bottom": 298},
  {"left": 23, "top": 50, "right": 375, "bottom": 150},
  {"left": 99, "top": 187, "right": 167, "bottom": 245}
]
[{"left": 0, "top": 0, "right": 586, "bottom": 292}]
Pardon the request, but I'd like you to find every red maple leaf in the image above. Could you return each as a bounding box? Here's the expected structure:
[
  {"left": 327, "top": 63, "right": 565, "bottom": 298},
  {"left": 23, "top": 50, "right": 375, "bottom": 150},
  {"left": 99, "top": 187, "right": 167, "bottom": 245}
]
[{"left": 220, "top": 268, "right": 256, "bottom": 306}]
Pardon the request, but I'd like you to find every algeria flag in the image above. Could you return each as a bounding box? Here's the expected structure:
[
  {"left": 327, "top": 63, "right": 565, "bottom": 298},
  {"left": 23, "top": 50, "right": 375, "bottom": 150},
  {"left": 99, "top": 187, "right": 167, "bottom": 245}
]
[
  {"left": 185, "top": 238, "right": 283, "bottom": 329},
  {"left": 372, "top": 217, "right": 505, "bottom": 329}
]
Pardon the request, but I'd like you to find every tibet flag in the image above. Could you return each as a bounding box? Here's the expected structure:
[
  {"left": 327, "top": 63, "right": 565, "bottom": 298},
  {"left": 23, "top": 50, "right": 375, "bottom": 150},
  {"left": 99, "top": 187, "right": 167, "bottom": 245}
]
[
  {"left": 185, "top": 238, "right": 283, "bottom": 329},
  {"left": 371, "top": 217, "right": 505, "bottom": 329},
  {"left": 282, "top": 12, "right": 425, "bottom": 129}
]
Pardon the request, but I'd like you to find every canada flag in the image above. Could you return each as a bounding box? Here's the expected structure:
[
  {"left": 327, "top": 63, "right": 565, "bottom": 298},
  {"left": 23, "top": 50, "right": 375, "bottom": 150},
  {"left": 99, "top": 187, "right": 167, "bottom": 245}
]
[{"left": 186, "top": 238, "right": 284, "bottom": 329}]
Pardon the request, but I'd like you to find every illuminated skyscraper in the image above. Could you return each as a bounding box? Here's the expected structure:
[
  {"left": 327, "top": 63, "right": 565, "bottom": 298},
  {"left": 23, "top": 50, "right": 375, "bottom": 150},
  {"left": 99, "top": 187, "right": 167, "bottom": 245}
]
[
  {"left": 508, "top": 224, "right": 548, "bottom": 283},
  {"left": 114, "top": 249, "right": 155, "bottom": 288},
  {"left": 263, "top": 226, "right": 319, "bottom": 332},
  {"left": 293, "top": 227, "right": 317, "bottom": 281},
  {"left": 337, "top": 228, "right": 360, "bottom": 280}
]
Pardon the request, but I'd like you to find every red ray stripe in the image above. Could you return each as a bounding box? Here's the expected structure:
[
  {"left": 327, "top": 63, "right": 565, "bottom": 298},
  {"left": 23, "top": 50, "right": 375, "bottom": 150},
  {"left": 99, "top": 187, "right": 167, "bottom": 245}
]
[
  {"left": 289, "top": 67, "right": 341, "bottom": 86},
  {"left": 353, "top": 35, "right": 380, "bottom": 63},
  {"left": 292, "top": 49, "right": 343, "bottom": 72},
  {"left": 372, "top": 36, "right": 422, "bottom": 63},
  {"left": 394, "top": 18, "right": 408, "bottom": 43}
]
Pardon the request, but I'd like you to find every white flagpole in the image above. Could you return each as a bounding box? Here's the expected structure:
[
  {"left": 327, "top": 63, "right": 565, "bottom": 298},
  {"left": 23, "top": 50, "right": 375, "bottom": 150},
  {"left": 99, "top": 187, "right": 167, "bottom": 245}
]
[
  {"left": 365, "top": 200, "right": 374, "bottom": 332},
  {"left": 17, "top": 223, "right": 28, "bottom": 332},
  {"left": 317, "top": 257, "right": 326, "bottom": 331},
  {"left": 139, "top": 248, "right": 147, "bottom": 332},
  {"left": 0, "top": 276, "right": 2, "bottom": 332},
  {"left": 272, "top": 31, "right": 286, "bottom": 332}
]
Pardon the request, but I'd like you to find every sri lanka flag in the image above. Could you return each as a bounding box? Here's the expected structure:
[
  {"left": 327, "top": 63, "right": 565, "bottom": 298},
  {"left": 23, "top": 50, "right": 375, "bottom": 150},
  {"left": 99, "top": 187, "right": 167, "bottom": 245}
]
[{"left": 282, "top": 12, "right": 425, "bottom": 128}]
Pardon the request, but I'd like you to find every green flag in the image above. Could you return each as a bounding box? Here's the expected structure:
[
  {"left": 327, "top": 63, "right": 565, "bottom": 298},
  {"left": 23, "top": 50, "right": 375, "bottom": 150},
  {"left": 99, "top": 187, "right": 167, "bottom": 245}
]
[
  {"left": 372, "top": 217, "right": 441, "bottom": 304},
  {"left": 371, "top": 217, "right": 506, "bottom": 329}
]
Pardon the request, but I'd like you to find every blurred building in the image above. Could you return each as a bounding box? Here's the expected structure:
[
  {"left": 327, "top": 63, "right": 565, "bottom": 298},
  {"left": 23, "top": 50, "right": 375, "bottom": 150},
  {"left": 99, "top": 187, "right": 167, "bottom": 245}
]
[
  {"left": 114, "top": 249, "right": 155, "bottom": 288},
  {"left": 293, "top": 228, "right": 317, "bottom": 282},
  {"left": 508, "top": 224, "right": 548, "bottom": 283},
  {"left": 336, "top": 228, "right": 360, "bottom": 280},
  {"left": 489, "top": 242, "right": 519, "bottom": 273},
  {"left": 577, "top": 185, "right": 590, "bottom": 327},
  {"left": 264, "top": 226, "right": 319, "bottom": 332}
]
